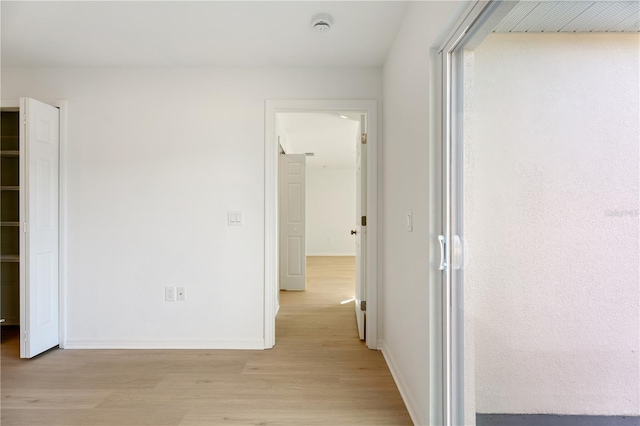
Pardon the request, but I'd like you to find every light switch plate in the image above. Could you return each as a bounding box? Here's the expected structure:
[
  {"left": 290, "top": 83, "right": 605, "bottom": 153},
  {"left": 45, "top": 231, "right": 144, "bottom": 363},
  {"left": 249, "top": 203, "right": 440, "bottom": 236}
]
[
  {"left": 228, "top": 211, "right": 243, "bottom": 226},
  {"left": 165, "top": 286, "right": 175, "bottom": 302}
]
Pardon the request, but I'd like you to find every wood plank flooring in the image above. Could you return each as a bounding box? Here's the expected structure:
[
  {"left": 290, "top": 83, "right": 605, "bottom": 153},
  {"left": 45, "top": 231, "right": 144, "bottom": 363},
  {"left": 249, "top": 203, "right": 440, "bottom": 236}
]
[{"left": 1, "top": 256, "right": 411, "bottom": 425}]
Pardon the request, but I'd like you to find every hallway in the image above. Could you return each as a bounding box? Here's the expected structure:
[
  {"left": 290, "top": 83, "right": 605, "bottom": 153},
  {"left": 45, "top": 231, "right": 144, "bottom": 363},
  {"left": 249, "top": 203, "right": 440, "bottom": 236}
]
[{"left": 0, "top": 256, "right": 411, "bottom": 425}]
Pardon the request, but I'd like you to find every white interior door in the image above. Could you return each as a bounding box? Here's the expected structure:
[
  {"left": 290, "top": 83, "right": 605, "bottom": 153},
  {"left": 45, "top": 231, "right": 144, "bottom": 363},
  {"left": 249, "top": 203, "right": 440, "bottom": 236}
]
[
  {"left": 20, "top": 98, "right": 60, "bottom": 358},
  {"left": 279, "top": 154, "right": 306, "bottom": 291},
  {"left": 355, "top": 114, "right": 367, "bottom": 340}
]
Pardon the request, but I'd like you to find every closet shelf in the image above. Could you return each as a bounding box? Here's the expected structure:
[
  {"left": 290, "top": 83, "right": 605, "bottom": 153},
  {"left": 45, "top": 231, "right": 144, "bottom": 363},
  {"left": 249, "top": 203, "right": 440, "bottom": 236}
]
[
  {"left": 0, "top": 150, "right": 19, "bottom": 157},
  {"left": 0, "top": 222, "right": 20, "bottom": 227},
  {"left": 0, "top": 255, "right": 19, "bottom": 262},
  {"left": 1, "top": 186, "right": 19, "bottom": 190}
]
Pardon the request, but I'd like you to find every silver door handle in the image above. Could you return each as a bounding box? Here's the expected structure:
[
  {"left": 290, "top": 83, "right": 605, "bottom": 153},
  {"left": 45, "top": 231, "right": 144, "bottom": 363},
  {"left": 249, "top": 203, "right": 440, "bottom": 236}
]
[{"left": 438, "top": 235, "right": 447, "bottom": 270}]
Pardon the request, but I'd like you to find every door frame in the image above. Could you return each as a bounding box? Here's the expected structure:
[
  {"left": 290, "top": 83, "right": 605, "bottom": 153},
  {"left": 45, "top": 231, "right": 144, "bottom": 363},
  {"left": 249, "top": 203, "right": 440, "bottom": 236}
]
[
  {"left": 434, "top": 1, "right": 518, "bottom": 424},
  {"left": 264, "top": 99, "right": 378, "bottom": 349},
  {"left": 1, "top": 99, "right": 68, "bottom": 350}
]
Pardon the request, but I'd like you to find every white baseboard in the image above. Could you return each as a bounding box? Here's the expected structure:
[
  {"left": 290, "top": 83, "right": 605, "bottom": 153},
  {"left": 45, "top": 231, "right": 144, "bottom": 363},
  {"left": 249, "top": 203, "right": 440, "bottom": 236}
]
[
  {"left": 306, "top": 252, "right": 356, "bottom": 257},
  {"left": 64, "top": 339, "right": 265, "bottom": 350},
  {"left": 379, "top": 339, "right": 426, "bottom": 426}
]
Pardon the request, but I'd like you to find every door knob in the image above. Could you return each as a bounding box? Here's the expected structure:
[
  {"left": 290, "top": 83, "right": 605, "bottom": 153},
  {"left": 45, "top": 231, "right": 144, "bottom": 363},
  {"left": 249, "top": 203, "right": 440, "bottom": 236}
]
[{"left": 350, "top": 230, "right": 357, "bottom": 235}]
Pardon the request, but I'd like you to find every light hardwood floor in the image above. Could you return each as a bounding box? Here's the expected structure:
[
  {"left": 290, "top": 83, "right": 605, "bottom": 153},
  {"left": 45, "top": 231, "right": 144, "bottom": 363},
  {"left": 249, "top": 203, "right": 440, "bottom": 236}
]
[{"left": 1, "top": 256, "right": 411, "bottom": 425}]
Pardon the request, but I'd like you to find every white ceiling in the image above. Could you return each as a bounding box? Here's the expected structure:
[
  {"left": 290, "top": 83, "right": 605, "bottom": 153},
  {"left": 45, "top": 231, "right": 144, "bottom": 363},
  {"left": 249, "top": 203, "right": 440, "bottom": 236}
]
[
  {"left": 1, "top": 1, "right": 409, "bottom": 67},
  {"left": 494, "top": 1, "right": 640, "bottom": 33},
  {"left": 278, "top": 112, "right": 360, "bottom": 169},
  {"left": 3, "top": 1, "right": 637, "bottom": 67}
]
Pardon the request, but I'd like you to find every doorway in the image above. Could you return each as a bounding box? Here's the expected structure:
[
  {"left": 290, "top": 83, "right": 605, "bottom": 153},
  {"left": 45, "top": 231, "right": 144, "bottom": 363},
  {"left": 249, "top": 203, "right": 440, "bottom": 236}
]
[
  {"left": 276, "top": 111, "right": 365, "bottom": 340},
  {"left": 276, "top": 112, "right": 361, "bottom": 289},
  {"left": 264, "top": 100, "right": 378, "bottom": 350},
  {"left": 435, "top": 2, "right": 640, "bottom": 425}
]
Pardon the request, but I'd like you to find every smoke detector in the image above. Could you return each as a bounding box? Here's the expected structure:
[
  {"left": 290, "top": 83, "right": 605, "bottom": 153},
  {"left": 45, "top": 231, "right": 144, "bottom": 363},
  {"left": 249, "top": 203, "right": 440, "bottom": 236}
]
[{"left": 312, "top": 13, "right": 333, "bottom": 33}]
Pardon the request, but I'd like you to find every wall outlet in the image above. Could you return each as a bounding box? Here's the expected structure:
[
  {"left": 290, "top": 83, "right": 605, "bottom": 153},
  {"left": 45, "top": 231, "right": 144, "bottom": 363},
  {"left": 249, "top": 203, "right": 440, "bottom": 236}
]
[
  {"left": 176, "top": 287, "right": 185, "bottom": 301},
  {"left": 165, "top": 286, "right": 175, "bottom": 302}
]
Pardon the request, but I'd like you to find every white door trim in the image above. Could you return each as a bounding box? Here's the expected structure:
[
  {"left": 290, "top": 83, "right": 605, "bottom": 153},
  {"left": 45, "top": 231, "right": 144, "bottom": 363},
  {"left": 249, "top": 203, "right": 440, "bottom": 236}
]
[
  {"left": 1, "top": 99, "right": 68, "bottom": 350},
  {"left": 264, "top": 99, "right": 378, "bottom": 349}
]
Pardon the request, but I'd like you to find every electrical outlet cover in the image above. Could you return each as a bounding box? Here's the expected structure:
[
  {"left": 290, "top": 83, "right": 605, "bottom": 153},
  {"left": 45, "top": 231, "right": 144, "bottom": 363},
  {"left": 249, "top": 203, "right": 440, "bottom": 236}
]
[{"left": 177, "top": 287, "right": 185, "bottom": 301}]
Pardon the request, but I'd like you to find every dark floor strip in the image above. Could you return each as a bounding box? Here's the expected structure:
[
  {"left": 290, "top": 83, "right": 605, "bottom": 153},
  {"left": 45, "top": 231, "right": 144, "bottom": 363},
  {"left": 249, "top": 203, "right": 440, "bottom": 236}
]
[{"left": 477, "top": 414, "right": 640, "bottom": 426}]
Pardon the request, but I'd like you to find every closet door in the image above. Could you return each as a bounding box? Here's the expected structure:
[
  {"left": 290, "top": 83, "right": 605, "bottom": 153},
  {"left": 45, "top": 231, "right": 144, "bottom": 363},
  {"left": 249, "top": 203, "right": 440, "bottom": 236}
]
[
  {"left": 279, "top": 154, "right": 306, "bottom": 291},
  {"left": 20, "top": 98, "right": 60, "bottom": 358}
]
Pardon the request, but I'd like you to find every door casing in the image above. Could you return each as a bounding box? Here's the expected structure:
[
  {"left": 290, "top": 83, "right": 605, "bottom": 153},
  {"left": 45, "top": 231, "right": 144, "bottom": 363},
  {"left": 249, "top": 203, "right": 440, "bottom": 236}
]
[{"left": 264, "top": 99, "right": 378, "bottom": 350}]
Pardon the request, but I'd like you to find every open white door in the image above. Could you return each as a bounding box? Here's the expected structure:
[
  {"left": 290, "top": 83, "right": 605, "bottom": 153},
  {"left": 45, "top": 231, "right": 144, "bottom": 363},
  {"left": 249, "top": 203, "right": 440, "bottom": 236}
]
[
  {"left": 354, "top": 114, "right": 367, "bottom": 340},
  {"left": 279, "top": 154, "right": 306, "bottom": 291},
  {"left": 20, "top": 98, "right": 60, "bottom": 358}
]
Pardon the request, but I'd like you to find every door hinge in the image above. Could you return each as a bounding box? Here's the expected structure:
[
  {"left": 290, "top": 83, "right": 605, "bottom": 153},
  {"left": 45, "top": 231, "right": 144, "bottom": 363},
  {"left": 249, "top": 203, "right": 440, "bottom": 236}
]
[
  {"left": 24, "top": 331, "right": 28, "bottom": 342},
  {"left": 361, "top": 133, "right": 367, "bottom": 144},
  {"left": 360, "top": 300, "right": 366, "bottom": 311},
  {"left": 23, "top": 114, "right": 27, "bottom": 126},
  {"left": 23, "top": 222, "right": 27, "bottom": 233},
  {"left": 361, "top": 216, "right": 366, "bottom": 226}
]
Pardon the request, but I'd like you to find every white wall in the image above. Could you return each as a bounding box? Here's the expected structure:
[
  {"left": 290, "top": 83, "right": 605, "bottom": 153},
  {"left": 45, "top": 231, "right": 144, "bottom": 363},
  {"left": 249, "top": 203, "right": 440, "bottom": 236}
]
[
  {"left": 306, "top": 167, "right": 356, "bottom": 256},
  {"left": 1, "top": 67, "right": 381, "bottom": 348},
  {"left": 381, "top": 2, "right": 468, "bottom": 424},
  {"left": 467, "top": 33, "right": 640, "bottom": 415}
]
